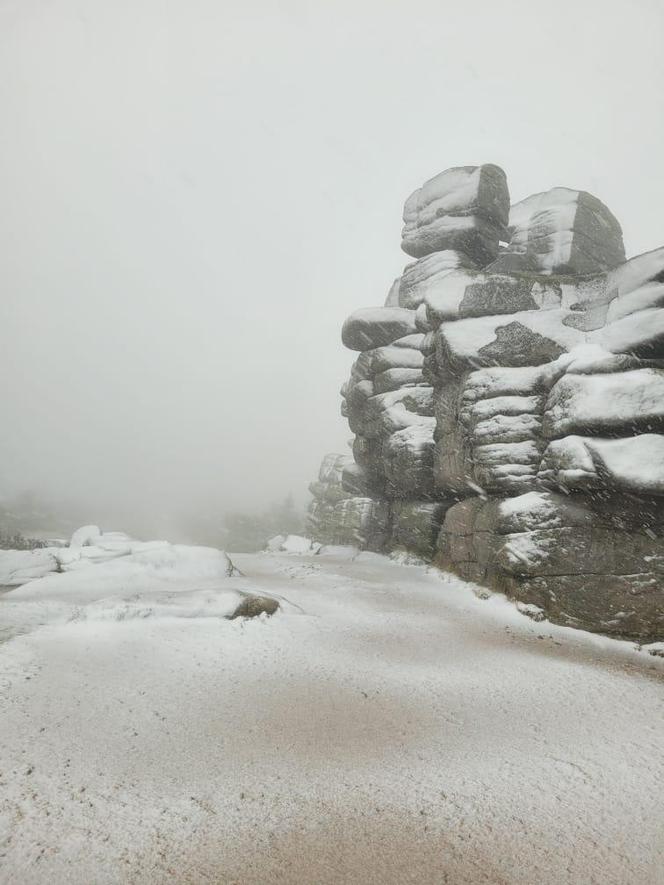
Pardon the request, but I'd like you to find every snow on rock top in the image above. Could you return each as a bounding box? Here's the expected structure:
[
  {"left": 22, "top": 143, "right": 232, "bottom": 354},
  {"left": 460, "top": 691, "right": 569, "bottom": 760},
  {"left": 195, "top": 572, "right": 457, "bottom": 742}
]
[
  {"left": 0, "top": 548, "right": 60, "bottom": 587},
  {"left": 342, "top": 307, "right": 419, "bottom": 351},
  {"left": 540, "top": 434, "right": 664, "bottom": 495},
  {"left": 0, "top": 524, "right": 261, "bottom": 626},
  {"left": 401, "top": 164, "right": 509, "bottom": 264},
  {"left": 0, "top": 530, "right": 286, "bottom": 632},
  {"left": 543, "top": 369, "right": 664, "bottom": 438},
  {"left": 272, "top": 534, "right": 322, "bottom": 555},
  {"left": 8, "top": 541, "right": 240, "bottom": 604},
  {"left": 398, "top": 250, "right": 477, "bottom": 309},
  {"left": 437, "top": 308, "right": 584, "bottom": 369},
  {"left": 488, "top": 187, "right": 625, "bottom": 275},
  {"left": 70, "top": 524, "right": 103, "bottom": 548}
]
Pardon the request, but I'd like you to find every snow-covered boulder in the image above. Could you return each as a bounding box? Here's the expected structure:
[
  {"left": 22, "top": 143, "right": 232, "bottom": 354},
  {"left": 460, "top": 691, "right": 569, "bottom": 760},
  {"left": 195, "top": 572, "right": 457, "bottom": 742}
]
[
  {"left": 0, "top": 549, "right": 60, "bottom": 586},
  {"left": 424, "top": 269, "right": 564, "bottom": 325},
  {"left": 488, "top": 188, "right": 625, "bottom": 275},
  {"left": 373, "top": 367, "right": 425, "bottom": 394},
  {"left": 539, "top": 434, "right": 664, "bottom": 495},
  {"left": 1, "top": 538, "right": 285, "bottom": 626},
  {"left": 398, "top": 250, "right": 477, "bottom": 309},
  {"left": 603, "top": 246, "right": 664, "bottom": 323},
  {"left": 266, "top": 534, "right": 287, "bottom": 552},
  {"left": 595, "top": 305, "right": 664, "bottom": 358},
  {"left": 8, "top": 542, "right": 240, "bottom": 603},
  {"left": 347, "top": 386, "right": 434, "bottom": 440},
  {"left": 69, "top": 524, "right": 102, "bottom": 548},
  {"left": 401, "top": 164, "right": 509, "bottom": 264},
  {"left": 1, "top": 523, "right": 242, "bottom": 609},
  {"left": 281, "top": 535, "right": 315, "bottom": 554},
  {"left": 435, "top": 309, "right": 583, "bottom": 373},
  {"left": 543, "top": 369, "right": 664, "bottom": 439},
  {"left": 341, "top": 307, "right": 418, "bottom": 351},
  {"left": 267, "top": 535, "right": 322, "bottom": 555}
]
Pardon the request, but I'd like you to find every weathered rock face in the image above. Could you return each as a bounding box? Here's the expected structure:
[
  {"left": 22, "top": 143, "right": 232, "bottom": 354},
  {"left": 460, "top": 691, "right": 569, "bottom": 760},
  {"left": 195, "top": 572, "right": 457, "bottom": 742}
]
[
  {"left": 308, "top": 163, "right": 664, "bottom": 640},
  {"left": 438, "top": 491, "right": 664, "bottom": 638},
  {"left": 342, "top": 307, "right": 419, "bottom": 351},
  {"left": 487, "top": 188, "right": 625, "bottom": 275},
  {"left": 306, "top": 454, "right": 390, "bottom": 550},
  {"left": 306, "top": 453, "right": 353, "bottom": 543},
  {"left": 401, "top": 165, "right": 509, "bottom": 264}
]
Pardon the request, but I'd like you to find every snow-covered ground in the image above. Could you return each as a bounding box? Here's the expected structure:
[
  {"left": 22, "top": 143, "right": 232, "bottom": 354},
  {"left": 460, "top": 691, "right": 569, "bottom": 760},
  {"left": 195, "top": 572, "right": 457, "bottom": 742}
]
[{"left": 1, "top": 544, "right": 663, "bottom": 884}]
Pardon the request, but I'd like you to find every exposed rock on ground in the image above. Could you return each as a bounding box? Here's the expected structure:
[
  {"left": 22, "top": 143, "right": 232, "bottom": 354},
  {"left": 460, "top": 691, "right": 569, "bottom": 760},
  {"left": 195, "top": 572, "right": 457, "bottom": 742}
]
[{"left": 229, "top": 593, "right": 280, "bottom": 619}]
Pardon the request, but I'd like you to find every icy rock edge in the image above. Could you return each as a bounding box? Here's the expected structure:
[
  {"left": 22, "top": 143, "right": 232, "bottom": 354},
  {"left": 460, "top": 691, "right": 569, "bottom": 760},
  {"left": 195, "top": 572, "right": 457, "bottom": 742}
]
[{"left": 308, "top": 163, "right": 664, "bottom": 641}]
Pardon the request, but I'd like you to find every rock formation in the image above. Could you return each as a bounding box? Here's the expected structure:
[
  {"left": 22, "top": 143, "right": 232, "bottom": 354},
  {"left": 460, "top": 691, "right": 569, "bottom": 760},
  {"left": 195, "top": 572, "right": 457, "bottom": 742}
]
[
  {"left": 306, "top": 453, "right": 390, "bottom": 550},
  {"left": 309, "top": 163, "right": 664, "bottom": 641}
]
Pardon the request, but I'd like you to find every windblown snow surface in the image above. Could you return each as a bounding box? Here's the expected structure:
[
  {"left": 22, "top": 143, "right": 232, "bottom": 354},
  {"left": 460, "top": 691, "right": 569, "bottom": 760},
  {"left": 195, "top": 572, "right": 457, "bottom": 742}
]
[{"left": 1, "top": 545, "right": 663, "bottom": 884}]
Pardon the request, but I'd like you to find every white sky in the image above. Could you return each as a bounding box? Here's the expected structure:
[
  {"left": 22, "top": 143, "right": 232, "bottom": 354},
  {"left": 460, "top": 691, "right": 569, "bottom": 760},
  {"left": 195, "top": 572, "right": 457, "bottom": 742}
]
[{"left": 1, "top": 0, "right": 663, "bottom": 536}]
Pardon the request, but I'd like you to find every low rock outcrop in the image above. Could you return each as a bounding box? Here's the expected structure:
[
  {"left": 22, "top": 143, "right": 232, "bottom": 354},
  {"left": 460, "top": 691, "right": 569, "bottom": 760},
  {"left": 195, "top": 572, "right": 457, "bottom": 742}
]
[{"left": 308, "top": 163, "right": 664, "bottom": 641}]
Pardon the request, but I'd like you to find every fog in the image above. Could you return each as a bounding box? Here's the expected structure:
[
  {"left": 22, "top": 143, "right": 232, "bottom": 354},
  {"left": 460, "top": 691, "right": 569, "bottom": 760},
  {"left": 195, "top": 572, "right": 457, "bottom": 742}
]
[{"left": 1, "top": 0, "right": 663, "bottom": 538}]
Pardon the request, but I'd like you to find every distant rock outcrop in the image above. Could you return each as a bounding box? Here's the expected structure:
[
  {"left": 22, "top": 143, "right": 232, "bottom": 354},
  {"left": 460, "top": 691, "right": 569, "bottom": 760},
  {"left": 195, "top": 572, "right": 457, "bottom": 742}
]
[{"left": 309, "top": 163, "right": 664, "bottom": 641}]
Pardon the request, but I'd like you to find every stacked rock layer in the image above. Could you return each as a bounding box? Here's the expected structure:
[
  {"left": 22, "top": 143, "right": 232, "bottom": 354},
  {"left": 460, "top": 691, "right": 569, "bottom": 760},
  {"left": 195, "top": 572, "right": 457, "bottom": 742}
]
[{"left": 309, "top": 164, "right": 664, "bottom": 640}]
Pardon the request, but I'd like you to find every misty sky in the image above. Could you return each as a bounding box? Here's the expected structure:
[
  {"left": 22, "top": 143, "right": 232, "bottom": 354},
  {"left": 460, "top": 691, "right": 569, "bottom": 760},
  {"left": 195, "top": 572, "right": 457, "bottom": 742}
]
[{"left": 1, "top": 0, "right": 663, "bottom": 537}]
